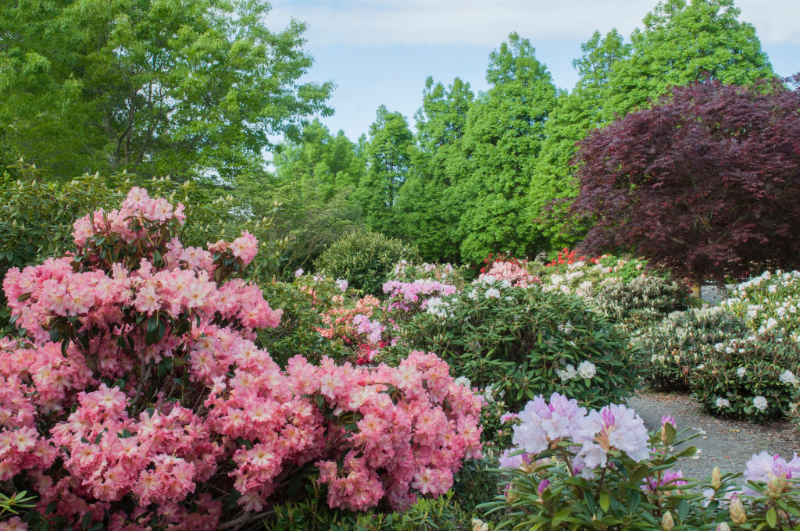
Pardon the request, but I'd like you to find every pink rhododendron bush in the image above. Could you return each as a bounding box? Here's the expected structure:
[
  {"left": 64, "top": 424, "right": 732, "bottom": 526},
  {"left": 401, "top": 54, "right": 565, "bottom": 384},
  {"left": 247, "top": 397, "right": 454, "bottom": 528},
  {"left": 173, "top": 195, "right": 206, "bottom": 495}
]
[{"left": 0, "top": 189, "right": 482, "bottom": 530}]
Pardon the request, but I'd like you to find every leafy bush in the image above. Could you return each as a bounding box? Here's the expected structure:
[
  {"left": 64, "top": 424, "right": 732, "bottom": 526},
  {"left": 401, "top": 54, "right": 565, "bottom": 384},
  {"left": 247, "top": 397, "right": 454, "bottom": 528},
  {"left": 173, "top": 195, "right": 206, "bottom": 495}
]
[
  {"left": 592, "top": 275, "right": 688, "bottom": 330},
  {"left": 725, "top": 270, "right": 800, "bottom": 342},
  {"left": 264, "top": 487, "right": 484, "bottom": 531},
  {"left": 634, "top": 307, "right": 750, "bottom": 389},
  {"left": 389, "top": 260, "right": 465, "bottom": 285},
  {"left": 257, "top": 275, "right": 352, "bottom": 366},
  {"left": 315, "top": 231, "right": 420, "bottom": 295},
  {"left": 394, "top": 279, "right": 637, "bottom": 412},
  {"left": 481, "top": 393, "right": 800, "bottom": 531},
  {"left": 0, "top": 189, "right": 482, "bottom": 529},
  {"left": 691, "top": 335, "right": 800, "bottom": 422}
]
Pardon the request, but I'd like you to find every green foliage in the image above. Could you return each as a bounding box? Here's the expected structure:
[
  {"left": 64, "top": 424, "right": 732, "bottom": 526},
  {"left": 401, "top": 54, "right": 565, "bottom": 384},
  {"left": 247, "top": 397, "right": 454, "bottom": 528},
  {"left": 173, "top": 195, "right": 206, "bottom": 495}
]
[
  {"left": 274, "top": 119, "right": 366, "bottom": 202},
  {"left": 454, "top": 33, "right": 558, "bottom": 263},
  {"left": 395, "top": 283, "right": 637, "bottom": 411},
  {"left": 607, "top": 0, "right": 775, "bottom": 117},
  {"left": 257, "top": 277, "right": 350, "bottom": 367},
  {"left": 0, "top": 0, "right": 332, "bottom": 181},
  {"left": 356, "top": 106, "right": 415, "bottom": 237},
  {"left": 527, "top": 30, "right": 630, "bottom": 249},
  {"left": 314, "top": 232, "right": 420, "bottom": 295},
  {"left": 395, "top": 77, "right": 473, "bottom": 263},
  {"left": 592, "top": 276, "right": 688, "bottom": 331},
  {"left": 633, "top": 307, "right": 750, "bottom": 389},
  {"left": 264, "top": 482, "right": 485, "bottom": 531},
  {"left": 691, "top": 335, "right": 800, "bottom": 422}
]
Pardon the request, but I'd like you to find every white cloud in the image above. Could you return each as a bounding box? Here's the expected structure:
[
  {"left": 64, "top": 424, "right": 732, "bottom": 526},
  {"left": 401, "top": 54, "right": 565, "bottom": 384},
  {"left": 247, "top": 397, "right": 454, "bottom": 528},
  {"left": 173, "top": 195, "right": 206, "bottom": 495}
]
[{"left": 270, "top": 0, "right": 800, "bottom": 47}]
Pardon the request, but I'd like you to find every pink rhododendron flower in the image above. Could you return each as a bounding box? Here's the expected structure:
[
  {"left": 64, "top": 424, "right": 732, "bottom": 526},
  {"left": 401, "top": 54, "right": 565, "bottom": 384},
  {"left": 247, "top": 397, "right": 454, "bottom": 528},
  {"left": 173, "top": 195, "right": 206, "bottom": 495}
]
[{"left": 0, "top": 190, "right": 481, "bottom": 528}]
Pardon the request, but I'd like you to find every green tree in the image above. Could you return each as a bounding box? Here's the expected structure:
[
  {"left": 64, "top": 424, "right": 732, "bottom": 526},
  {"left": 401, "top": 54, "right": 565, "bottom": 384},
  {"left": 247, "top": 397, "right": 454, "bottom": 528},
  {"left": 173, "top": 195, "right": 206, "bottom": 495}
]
[
  {"left": 527, "top": 30, "right": 630, "bottom": 250},
  {"left": 455, "top": 33, "right": 557, "bottom": 263},
  {"left": 274, "top": 119, "right": 366, "bottom": 201},
  {"left": 607, "top": 0, "right": 774, "bottom": 116},
  {"left": 356, "top": 106, "right": 415, "bottom": 237},
  {"left": 0, "top": 0, "right": 332, "bottom": 180},
  {"left": 395, "top": 77, "right": 473, "bottom": 262}
]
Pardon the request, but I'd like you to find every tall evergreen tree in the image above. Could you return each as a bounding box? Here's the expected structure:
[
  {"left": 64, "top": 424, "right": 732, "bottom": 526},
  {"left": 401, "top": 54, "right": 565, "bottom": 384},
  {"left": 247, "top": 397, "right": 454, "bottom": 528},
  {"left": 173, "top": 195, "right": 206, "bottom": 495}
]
[
  {"left": 607, "top": 0, "right": 775, "bottom": 116},
  {"left": 274, "top": 119, "right": 365, "bottom": 201},
  {"left": 527, "top": 30, "right": 630, "bottom": 249},
  {"left": 395, "top": 77, "right": 474, "bottom": 262},
  {"left": 356, "top": 106, "right": 415, "bottom": 237},
  {"left": 454, "top": 33, "right": 557, "bottom": 263}
]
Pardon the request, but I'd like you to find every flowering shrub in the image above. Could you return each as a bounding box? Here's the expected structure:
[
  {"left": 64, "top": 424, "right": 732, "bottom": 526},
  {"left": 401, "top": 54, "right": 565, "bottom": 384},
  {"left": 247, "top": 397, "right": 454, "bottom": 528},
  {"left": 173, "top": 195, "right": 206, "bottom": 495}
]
[
  {"left": 382, "top": 280, "right": 457, "bottom": 318},
  {"left": 314, "top": 231, "right": 420, "bottom": 295},
  {"left": 633, "top": 307, "right": 750, "bottom": 389},
  {"left": 478, "top": 255, "right": 539, "bottom": 288},
  {"left": 389, "top": 260, "right": 464, "bottom": 286},
  {"left": 725, "top": 270, "right": 800, "bottom": 342},
  {"left": 315, "top": 294, "right": 389, "bottom": 364},
  {"left": 691, "top": 335, "right": 800, "bottom": 422},
  {"left": 481, "top": 393, "right": 800, "bottom": 531},
  {"left": 591, "top": 275, "right": 688, "bottom": 330},
  {"left": 0, "top": 190, "right": 481, "bottom": 530},
  {"left": 393, "top": 277, "right": 636, "bottom": 412},
  {"left": 258, "top": 274, "right": 352, "bottom": 366}
]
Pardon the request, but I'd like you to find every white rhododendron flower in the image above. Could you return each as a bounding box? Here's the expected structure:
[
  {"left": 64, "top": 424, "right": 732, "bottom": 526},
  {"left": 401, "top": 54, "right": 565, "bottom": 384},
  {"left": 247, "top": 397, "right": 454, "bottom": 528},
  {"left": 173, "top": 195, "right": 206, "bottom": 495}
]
[
  {"left": 779, "top": 371, "right": 796, "bottom": 385},
  {"left": 577, "top": 361, "right": 597, "bottom": 379},
  {"left": 753, "top": 396, "right": 768, "bottom": 411},
  {"left": 715, "top": 398, "right": 730, "bottom": 408},
  {"left": 557, "top": 364, "right": 578, "bottom": 382},
  {"left": 737, "top": 367, "right": 746, "bottom": 377},
  {"left": 485, "top": 288, "right": 501, "bottom": 299}
]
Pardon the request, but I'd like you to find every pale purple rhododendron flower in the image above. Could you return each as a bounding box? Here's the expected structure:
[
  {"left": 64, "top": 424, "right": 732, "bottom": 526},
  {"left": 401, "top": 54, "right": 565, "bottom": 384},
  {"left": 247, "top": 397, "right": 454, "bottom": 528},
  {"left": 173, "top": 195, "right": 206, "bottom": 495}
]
[
  {"left": 643, "top": 470, "right": 686, "bottom": 493},
  {"left": 498, "top": 448, "right": 536, "bottom": 469},
  {"left": 511, "top": 393, "right": 587, "bottom": 454},
  {"left": 575, "top": 403, "right": 650, "bottom": 473},
  {"left": 294, "top": 268, "right": 304, "bottom": 277},
  {"left": 743, "top": 452, "right": 800, "bottom": 495}
]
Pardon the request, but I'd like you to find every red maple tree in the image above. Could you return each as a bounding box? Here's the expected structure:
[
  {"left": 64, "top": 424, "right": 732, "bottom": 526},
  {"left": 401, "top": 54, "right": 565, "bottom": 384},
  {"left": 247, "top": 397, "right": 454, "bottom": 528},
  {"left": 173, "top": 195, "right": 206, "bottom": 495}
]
[{"left": 571, "top": 75, "right": 800, "bottom": 283}]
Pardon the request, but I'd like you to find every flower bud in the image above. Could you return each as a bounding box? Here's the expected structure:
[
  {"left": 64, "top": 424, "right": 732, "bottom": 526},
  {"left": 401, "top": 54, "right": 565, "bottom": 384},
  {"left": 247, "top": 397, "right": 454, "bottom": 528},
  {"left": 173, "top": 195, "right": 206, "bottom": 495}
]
[
  {"left": 538, "top": 479, "right": 550, "bottom": 496},
  {"left": 661, "top": 511, "right": 674, "bottom": 531},
  {"left": 716, "top": 523, "right": 730, "bottom": 531},
  {"left": 729, "top": 496, "right": 747, "bottom": 524},
  {"left": 711, "top": 467, "right": 722, "bottom": 490},
  {"left": 767, "top": 477, "right": 784, "bottom": 499}
]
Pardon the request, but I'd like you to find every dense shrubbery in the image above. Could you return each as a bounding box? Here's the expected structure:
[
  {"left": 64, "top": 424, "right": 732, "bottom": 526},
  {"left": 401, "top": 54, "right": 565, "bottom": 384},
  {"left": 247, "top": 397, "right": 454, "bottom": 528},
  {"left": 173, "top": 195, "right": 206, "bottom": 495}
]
[
  {"left": 591, "top": 275, "right": 688, "bottom": 330},
  {"left": 725, "top": 270, "right": 800, "bottom": 342},
  {"left": 634, "top": 307, "right": 750, "bottom": 389},
  {"left": 314, "top": 232, "right": 420, "bottom": 295},
  {"left": 691, "top": 335, "right": 800, "bottom": 423},
  {"left": 394, "top": 277, "right": 637, "bottom": 412},
  {"left": 482, "top": 393, "right": 800, "bottom": 531},
  {"left": 0, "top": 190, "right": 482, "bottom": 530}
]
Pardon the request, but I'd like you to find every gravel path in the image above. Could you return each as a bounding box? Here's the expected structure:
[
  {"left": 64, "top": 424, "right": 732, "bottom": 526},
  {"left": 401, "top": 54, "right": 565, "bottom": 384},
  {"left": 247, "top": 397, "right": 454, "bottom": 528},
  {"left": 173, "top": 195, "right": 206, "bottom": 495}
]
[{"left": 628, "top": 391, "right": 800, "bottom": 481}]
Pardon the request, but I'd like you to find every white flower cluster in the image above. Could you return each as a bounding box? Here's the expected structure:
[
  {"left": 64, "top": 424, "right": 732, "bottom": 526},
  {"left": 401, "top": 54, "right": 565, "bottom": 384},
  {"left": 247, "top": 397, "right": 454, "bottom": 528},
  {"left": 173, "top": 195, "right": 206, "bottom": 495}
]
[
  {"left": 425, "top": 297, "right": 453, "bottom": 318},
  {"left": 557, "top": 360, "right": 597, "bottom": 382},
  {"left": 726, "top": 270, "right": 800, "bottom": 342}
]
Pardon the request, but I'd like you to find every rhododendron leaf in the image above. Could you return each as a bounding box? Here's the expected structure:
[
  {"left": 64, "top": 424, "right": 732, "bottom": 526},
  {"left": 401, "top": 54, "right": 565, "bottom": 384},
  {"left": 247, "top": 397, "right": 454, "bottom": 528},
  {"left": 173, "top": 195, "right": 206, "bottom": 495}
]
[
  {"left": 599, "top": 492, "right": 611, "bottom": 512},
  {"left": 766, "top": 507, "right": 778, "bottom": 528},
  {"left": 81, "top": 511, "right": 92, "bottom": 530},
  {"left": 663, "top": 422, "right": 677, "bottom": 446},
  {"left": 119, "top": 429, "right": 133, "bottom": 439}
]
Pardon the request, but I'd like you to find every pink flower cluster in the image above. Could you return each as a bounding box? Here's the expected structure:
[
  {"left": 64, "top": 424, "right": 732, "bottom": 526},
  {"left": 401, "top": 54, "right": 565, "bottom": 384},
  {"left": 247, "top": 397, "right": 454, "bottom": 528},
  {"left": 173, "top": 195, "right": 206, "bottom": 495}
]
[
  {"left": 0, "top": 189, "right": 481, "bottom": 529},
  {"left": 72, "top": 187, "right": 185, "bottom": 248},
  {"left": 511, "top": 393, "right": 650, "bottom": 477},
  {"left": 478, "top": 260, "right": 539, "bottom": 288},
  {"left": 382, "top": 280, "right": 457, "bottom": 313},
  {"left": 317, "top": 295, "right": 389, "bottom": 362},
  {"left": 743, "top": 452, "right": 800, "bottom": 495}
]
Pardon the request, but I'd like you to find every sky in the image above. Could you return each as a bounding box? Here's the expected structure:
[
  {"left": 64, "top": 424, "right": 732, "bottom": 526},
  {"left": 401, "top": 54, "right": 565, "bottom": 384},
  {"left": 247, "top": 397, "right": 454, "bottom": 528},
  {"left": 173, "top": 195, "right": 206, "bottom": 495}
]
[{"left": 269, "top": 0, "right": 800, "bottom": 141}]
